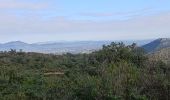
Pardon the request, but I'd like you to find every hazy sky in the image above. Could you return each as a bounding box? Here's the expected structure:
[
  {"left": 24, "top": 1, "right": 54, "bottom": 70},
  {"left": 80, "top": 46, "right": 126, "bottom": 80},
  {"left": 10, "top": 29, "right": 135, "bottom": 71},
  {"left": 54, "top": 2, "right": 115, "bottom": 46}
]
[{"left": 0, "top": 0, "right": 170, "bottom": 43}]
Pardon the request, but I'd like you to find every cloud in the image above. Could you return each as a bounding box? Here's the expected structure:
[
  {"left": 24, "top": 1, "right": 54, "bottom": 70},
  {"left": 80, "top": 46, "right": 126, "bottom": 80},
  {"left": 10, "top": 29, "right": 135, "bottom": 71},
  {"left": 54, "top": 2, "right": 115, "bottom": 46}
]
[
  {"left": 79, "top": 8, "right": 153, "bottom": 18},
  {"left": 0, "top": 0, "right": 49, "bottom": 10},
  {"left": 80, "top": 12, "right": 114, "bottom": 17},
  {"left": 0, "top": 11, "right": 170, "bottom": 42}
]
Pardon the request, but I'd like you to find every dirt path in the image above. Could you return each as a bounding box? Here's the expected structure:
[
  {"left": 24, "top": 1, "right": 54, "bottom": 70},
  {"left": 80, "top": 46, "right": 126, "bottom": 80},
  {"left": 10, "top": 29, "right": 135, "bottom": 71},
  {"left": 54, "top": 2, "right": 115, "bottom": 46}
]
[{"left": 44, "top": 72, "right": 64, "bottom": 76}]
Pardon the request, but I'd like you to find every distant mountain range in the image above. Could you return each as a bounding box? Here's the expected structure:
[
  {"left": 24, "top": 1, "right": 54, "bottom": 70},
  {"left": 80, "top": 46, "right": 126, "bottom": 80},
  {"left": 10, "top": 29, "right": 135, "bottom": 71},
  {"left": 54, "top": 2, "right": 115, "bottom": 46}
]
[
  {"left": 142, "top": 38, "right": 170, "bottom": 53},
  {"left": 0, "top": 40, "right": 152, "bottom": 54},
  {"left": 0, "top": 41, "right": 111, "bottom": 54}
]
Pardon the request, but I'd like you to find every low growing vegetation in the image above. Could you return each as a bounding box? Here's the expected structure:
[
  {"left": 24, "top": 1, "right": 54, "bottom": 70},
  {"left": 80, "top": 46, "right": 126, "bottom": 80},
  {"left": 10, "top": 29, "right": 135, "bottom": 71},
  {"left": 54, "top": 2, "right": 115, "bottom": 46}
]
[{"left": 0, "top": 42, "right": 169, "bottom": 100}]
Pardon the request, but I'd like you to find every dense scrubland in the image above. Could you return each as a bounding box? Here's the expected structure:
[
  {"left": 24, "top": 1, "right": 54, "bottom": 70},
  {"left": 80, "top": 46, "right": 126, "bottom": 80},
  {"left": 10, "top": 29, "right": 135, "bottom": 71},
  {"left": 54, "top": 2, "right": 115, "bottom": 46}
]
[
  {"left": 148, "top": 47, "right": 170, "bottom": 65},
  {"left": 0, "top": 42, "right": 169, "bottom": 100}
]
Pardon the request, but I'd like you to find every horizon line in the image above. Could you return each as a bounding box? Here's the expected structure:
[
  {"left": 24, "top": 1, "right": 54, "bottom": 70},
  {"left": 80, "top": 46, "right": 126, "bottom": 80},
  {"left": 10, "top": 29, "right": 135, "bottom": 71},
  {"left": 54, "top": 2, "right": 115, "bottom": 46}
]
[{"left": 0, "top": 38, "right": 160, "bottom": 44}]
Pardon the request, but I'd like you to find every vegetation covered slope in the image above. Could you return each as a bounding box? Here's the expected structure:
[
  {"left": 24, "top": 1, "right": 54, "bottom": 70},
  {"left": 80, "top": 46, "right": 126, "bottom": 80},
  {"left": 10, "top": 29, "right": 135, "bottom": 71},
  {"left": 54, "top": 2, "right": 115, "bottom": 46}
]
[
  {"left": 142, "top": 38, "right": 170, "bottom": 52},
  {"left": 149, "top": 47, "right": 170, "bottom": 64},
  {"left": 0, "top": 42, "right": 169, "bottom": 100}
]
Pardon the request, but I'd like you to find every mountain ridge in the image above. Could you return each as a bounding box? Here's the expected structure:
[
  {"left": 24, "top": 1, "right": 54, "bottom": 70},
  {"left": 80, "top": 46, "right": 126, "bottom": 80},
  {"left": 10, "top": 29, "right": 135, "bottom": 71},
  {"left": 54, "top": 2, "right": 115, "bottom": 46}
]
[{"left": 142, "top": 38, "right": 170, "bottom": 53}]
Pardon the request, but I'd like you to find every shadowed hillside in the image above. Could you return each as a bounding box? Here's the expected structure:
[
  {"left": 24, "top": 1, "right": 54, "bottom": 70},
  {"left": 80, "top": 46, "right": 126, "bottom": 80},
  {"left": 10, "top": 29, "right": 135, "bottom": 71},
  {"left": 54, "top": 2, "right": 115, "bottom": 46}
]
[{"left": 142, "top": 38, "right": 170, "bottom": 53}]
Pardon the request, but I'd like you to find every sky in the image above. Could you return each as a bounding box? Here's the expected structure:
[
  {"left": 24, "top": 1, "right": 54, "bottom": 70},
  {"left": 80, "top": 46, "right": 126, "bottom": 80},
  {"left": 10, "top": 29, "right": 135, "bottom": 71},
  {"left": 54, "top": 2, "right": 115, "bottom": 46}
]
[{"left": 0, "top": 0, "right": 170, "bottom": 43}]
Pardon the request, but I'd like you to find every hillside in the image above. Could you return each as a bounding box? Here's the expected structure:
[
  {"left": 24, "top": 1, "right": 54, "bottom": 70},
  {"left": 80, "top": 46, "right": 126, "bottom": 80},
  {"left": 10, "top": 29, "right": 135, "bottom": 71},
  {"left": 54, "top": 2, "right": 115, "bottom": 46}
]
[
  {"left": 149, "top": 47, "right": 170, "bottom": 64},
  {"left": 142, "top": 38, "right": 170, "bottom": 52}
]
